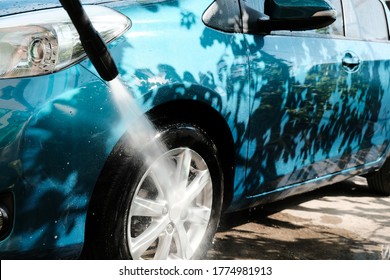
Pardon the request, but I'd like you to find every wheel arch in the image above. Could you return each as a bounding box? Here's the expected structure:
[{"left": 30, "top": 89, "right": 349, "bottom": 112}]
[{"left": 146, "top": 99, "right": 235, "bottom": 211}]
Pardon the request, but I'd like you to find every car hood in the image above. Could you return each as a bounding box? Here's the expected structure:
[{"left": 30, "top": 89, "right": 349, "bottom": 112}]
[{"left": 0, "top": 0, "right": 118, "bottom": 17}]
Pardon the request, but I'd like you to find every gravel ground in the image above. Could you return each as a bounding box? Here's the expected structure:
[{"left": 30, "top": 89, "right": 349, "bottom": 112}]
[{"left": 207, "top": 177, "right": 390, "bottom": 260}]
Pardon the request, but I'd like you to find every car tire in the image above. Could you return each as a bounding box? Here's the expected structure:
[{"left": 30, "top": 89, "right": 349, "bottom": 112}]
[
  {"left": 366, "top": 158, "right": 390, "bottom": 196},
  {"left": 86, "top": 122, "right": 224, "bottom": 260}
]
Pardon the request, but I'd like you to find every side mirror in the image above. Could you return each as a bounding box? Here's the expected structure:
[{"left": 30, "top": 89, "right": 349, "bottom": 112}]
[{"left": 244, "top": 0, "right": 337, "bottom": 33}]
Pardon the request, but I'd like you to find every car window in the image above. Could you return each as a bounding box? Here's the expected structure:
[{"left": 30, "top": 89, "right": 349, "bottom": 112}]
[
  {"left": 242, "top": 0, "right": 266, "bottom": 14},
  {"left": 319, "top": 0, "right": 344, "bottom": 36},
  {"left": 343, "top": 0, "right": 389, "bottom": 40},
  {"left": 294, "top": 0, "right": 344, "bottom": 37},
  {"left": 262, "top": 0, "right": 344, "bottom": 37}
]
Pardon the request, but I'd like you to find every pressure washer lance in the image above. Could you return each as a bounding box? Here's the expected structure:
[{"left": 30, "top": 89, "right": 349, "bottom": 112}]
[{"left": 59, "top": 0, "right": 119, "bottom": 81}]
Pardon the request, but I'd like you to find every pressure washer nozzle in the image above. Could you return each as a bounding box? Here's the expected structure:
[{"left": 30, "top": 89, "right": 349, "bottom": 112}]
[{"left": 59, "top": 0, "right": 119, "bottom": 81}]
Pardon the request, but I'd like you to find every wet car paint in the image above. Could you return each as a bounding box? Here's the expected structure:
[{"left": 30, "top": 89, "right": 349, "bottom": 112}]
[
  {"left": 245, "top": 35, "right": 390, "bottom": 198},
  {"left": 0, "top": 0, "right": 390, "bottom": 258}
]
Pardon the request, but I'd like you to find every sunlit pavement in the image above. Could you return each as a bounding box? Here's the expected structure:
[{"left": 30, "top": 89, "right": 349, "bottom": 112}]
[{"left": 208, "top": 176, "right": 390, "bottom": 260}]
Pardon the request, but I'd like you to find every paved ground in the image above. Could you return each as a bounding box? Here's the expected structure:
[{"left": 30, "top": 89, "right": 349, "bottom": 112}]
[{"left": 207, "top": 176, "right": 390, "bottom": 260}]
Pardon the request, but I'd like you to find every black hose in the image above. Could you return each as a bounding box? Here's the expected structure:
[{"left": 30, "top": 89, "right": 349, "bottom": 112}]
[{"left": 59, "top": 0, "right": 119, "bottom": 81}]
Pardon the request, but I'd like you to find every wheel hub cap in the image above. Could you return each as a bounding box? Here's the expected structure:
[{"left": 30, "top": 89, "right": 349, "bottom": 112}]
[
  {"left": 169, "top": 204, "right": 183, "bottom": 222},
  {"left": 127, "top": 148, "right": 213, "bottom": 260}
]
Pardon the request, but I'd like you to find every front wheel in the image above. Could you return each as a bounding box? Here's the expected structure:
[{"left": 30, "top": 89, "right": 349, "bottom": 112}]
[{"left": 87, "top": 123, "right": 224, "bottom": 260}]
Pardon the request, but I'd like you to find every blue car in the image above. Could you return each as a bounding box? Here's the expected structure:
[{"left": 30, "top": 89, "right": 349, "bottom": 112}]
[{"left": 1, "top": 0, "right": 390, "bottom": 259}]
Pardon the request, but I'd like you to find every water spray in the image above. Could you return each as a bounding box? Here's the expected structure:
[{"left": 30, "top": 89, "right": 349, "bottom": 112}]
[
  {"left": 58, "top": 0, "right": 170, "bottom": 176},
  {"left": 59, "top": 0, "right": 118, "bottom": 81},
  {"left": 58, "top": 0, "right": 166, "bottom": 167}
]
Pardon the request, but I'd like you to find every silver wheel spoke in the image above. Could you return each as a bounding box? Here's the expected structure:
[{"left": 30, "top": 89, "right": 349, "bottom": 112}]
[
  {"left": 175, "top": 149, "right": 192, "bottom": 189},
  {"left": 131, "top": 196, "right": 166, "bottom": 217},
  {"left": 131, "top": 218, "right": 169, "bottom": 260},
  {"left": 185, "top": 169, "right": 211, "bottom": 204},
  {"left": 187, "top": 206, "right": 211, "bottom": 225},
  {"left": 154, "top": 232, "right": 173, "bottom": 260},
  {"left": 174, "top": 222, "right": 194, "bottom": 259},
  {"left": 149, "top": 169, "right": 173, "bottom": 202}
]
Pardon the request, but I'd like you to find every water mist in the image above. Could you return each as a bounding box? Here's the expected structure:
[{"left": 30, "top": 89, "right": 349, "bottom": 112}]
[{"left": 59, "top": 0, "right": 174, "bottom": 184}]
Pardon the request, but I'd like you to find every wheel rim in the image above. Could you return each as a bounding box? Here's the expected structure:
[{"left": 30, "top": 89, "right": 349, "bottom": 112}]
[{"left": 127, "top": 147, "right": 213, "bottom": 260}]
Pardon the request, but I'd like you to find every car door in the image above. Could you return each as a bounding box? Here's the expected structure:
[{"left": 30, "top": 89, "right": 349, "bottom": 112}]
[{"left": 243, "top": 0, "right": 390, "bottom": 197}]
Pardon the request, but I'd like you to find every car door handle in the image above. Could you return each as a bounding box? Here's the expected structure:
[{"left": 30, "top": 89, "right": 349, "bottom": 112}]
[{"left": 342, "top": 51, "right": 360, "bottom": 72}]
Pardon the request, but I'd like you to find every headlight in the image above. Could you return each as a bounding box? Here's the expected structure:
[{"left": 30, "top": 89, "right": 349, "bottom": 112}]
[{"left": 0, "top": 5, "right": 131, "bottom": 79}]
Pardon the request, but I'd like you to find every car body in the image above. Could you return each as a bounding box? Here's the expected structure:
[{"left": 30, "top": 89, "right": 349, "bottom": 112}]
[{"left": 1, "top": 0, "right": 390, "bottom": 259}]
